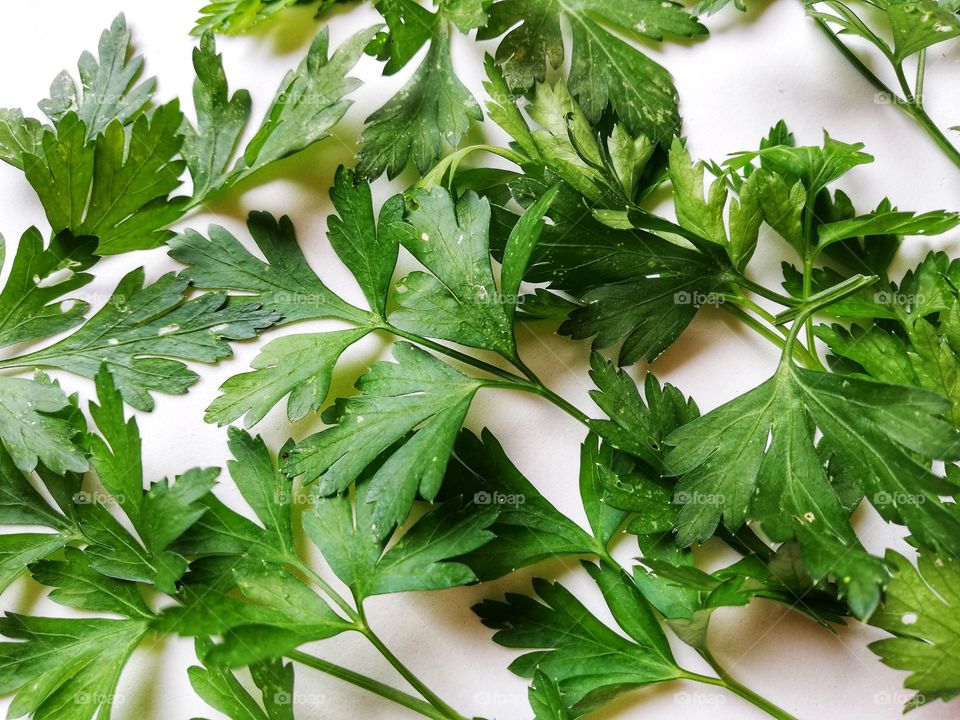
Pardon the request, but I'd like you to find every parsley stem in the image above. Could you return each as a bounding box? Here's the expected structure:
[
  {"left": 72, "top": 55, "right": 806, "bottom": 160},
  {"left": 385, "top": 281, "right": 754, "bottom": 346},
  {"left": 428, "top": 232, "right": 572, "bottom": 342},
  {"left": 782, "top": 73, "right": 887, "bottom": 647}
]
[
  {"left": 356, "top": 607, "right": 469, "bottom": 720},
  {"left": 721, "top": 304, "right": 821, "bottom": 370},
  {"left": 381, "top": 323, "right": 527, "bottom": 384},
  {"left": 288, "top": 650, "right": 450, "bottom": 720},
  {"left": 812, "top": 15, "right": 960, "bottom": 170},
  {"left": 291, "top": 559, "right": 361, "bottom": 622},
  {"left": 733, "top": 275, "right": 799, "bottom": 308},
  {"left": 692, "top": 649, "right": 800, "bottom": 720}
]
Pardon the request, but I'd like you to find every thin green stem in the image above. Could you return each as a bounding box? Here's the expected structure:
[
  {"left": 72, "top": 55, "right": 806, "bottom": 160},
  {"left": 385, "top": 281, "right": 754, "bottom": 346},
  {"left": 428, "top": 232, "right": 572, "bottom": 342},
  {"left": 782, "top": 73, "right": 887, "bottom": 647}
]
[
  {"left": 733, "top": 275, "right": 800, "bottom": 308},
  {"left": 694, "top": 650, "right": 800, "bottom": 720},
  {"left": 722, "top": 304, "right": 821, "bottom": 370},
  {"left": 290, "top": 559, "right": 360, "bottom": 622},
  {"left": 893, "top": 62, "right": 916, "bottom": 105},
  {"left": 812, "top": 14, "right": 960, "bottom": 170},
  {"left": 288, "top": 651, "right": 448, "bottom": 720},
  {"left": 901, "top": 102, "right": 960, "bottom": 170},
  {"left": 916, "top": 49, "right": 926, "bottom": 102},
  {"left": 357, "top": 607, "right": 469, "bottom": 720},
  {"left": 381, "top": 323, "right": 526, "bottom": 384}
]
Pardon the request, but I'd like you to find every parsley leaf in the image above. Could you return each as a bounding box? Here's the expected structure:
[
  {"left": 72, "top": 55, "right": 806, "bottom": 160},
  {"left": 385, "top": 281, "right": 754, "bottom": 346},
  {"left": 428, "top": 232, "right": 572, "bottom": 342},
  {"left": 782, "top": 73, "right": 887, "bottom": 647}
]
[
  {"left": 665, "top": 362, "right": 958, "bottom": 617},
  {"left": 30, "top": 547, "right": 152, "bottom": 618},
  {"left": 38, "top": 14, "right": 154, "bottom": 137},
  {"left": 0, "top": 374, "right": 86, "bottom": 474},
  {"left": 305, "top": 479, "right": 496, "bottom": 600},
  {"left": 171, "top": 211, "right": 371, "bottom": 325},
  {"left": 439, "top": 429, "right": 595, "bottom": 578},
  {"left": 391, "top": 187, "right": 515, "bottom": 357},
  {"left": 493, "top": 181, "right": 728, "bottom": 363},
  {"left": 285, "top": 342, "right": 485, "bottom": 532},
  {"left": 22, "top": 104, "right": 188, "bottom": 255},
  {"left": 358, "top": 2, "right": 481, "bottom": 178},
  {"left": 869, "top": 549, "right": 960, "bottom": 711},
  {"left": 1, "top": 270, "right": 278, "bottom": 411},
  {"left": 0, "top": 229, "right": 95, "bottom": 347},
  {"left": 0, "top": 614, "right": 150, "bottom": 720},
  {"left": 475, "top": 563, "right": 682, "bottom": 716},
  {"left": 480, "top": 0, "right": 702, "bottom": 144}
]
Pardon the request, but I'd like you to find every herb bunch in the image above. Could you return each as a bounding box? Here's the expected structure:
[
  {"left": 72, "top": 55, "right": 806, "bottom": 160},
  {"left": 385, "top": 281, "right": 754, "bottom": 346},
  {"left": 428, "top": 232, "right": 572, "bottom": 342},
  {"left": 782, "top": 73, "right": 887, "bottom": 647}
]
[{"left": 2, "top": 4, "right": 960, "bottom": 720}]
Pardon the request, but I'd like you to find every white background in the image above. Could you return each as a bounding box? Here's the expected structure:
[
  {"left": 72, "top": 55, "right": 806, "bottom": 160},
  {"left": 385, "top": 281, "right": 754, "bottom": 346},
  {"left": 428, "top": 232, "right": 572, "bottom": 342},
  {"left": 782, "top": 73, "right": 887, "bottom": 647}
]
[{"left": 1, "top": 1, "right": 959, "bottom": 718}]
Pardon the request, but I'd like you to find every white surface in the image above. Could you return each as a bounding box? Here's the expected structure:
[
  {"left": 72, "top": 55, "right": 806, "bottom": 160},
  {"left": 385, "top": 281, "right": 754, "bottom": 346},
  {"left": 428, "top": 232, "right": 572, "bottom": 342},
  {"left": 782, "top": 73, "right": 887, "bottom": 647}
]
[{"left": 1, "top": 2, "right": 959, "bottom": 719}]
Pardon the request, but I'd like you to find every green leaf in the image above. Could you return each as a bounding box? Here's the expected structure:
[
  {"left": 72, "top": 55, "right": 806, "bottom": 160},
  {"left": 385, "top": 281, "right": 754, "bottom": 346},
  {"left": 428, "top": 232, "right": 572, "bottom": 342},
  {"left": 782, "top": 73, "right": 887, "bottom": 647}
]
[
  {"left": 139, "top": 467, "right": 219, "bottom": 556},
  {"left": 193, "top": 0, "right": 305, "bottom": 35},
  {"left": 286, "top": 342, "right": 484, "bottom": 533},
  {"left": 205, "top": 558, "right": 352, "bottom": 666},
  {"left": 501, "top": 183, "right": 560, "bottom": 325},
  {"left": 579, "top": 436, "right": 629, "bottom": 548},
  {"left": 666, "top": 362, "right": 958, "bottom": 617},
  {"left": 225, "top": 428, "right": 294, "bottom": 556},
  {"left": 327, "top": 167, "right": 403, "bottom": 318},
  {"left": 23, "top": 105, "right": 188, "bottom": 255},
  {"left": 728, "top": 131, "right": 873, "bottom": 197},
  {"left": 587, "top": 352, "right": 699, "bottom": 467},
  {"left": 87, "top": 366, "right": 143, "bottom": 521},
  {"left": 30, "top": 547, "right": 152, "bottom": 618},
  {"left": 869, "top": 549, "right": 960, "bottom": 710},
  {"left": 0, "top": 534, "right": 70, "bottom": 595},
  {"left": 0, "top": 228, "right": 95, "bottom": 347},
  {"left": 637, "top": 551, "right": 844, "bottom": 649},
  {"left": 359, "top": 23, "right": 482, "bottom": 179},
  {"left": 817, "top": 204, "right": 959, "bottom": 251},
  {"left": 0, "top": 109, "right": 44, "bottom": 169},
  {"left": 188, "top": 640, "right": 293, "bottom": 720},
  {"left": 170, "top": 211, "right": 371, "bottom": 324},
  {"left": 39, "top": 14, "right": 155, "bottom": 136},
  {"left": 180, "top": 32, "right": 252, "bottom": 201},
  {"left": 669, "top": 138, "right": 728, "bottom": 246},
  {"left": 493, "top": 181, "right": 726, "bottom": 363},
  {"left": 885, "top": 0, "right": 960, "bottom": 62},
  {"left": 390, "top": 188, "right": 515, "bottom": 357},
  {"left": 306, "top": 481, "right": 496, "bottom": 600},
  {"left": 439, "top": 429, "right": 595, "bottom": 579},
  {"left": 0, "top": 375, "right": 86, "bottom": 474},
  {"left": 237, "top": 26, "right": 375, "bottom": 182},
  {"left": 480, "top": 0, "right": 701, "bottom": 143},
  {"left": 529, "top": 670, "right": 572, "bottom": 720},
  {"left": 4, "top": 270, "right": 278, "bottom": 411},
  {"left": 0, "top": 444, "right": 75, "bottom": 531},
  {"left": 0, "top": 614, "right": 149, "bottom": 720},
  {"left": 206, "top": 329, "right": 372, "bottom": 428},
  {"left": 474, "top": 565, "right": 681, "bottom": 716}
]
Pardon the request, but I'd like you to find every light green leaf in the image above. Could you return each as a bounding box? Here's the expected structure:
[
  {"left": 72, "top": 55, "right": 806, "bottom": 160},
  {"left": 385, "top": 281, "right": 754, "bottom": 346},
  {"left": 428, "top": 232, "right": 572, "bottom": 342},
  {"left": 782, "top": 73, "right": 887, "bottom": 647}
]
[
  {"left": 4, "top": 270, "right": 278, "bottom": 411},
  {"left": 180, "top": 32, "right": 252, "bottom": 201},
  {"left": 38, "top": 14, "right": 155, "bottom": 136},
  {"left": 870, "top": 549, "right": 960, "bottom": 710},
  {"left": 0, "top": 614, "right": 149, "bottom": 720},
  {"left": 391, "top": 187, "right": 515, "bottom": 357},
  {"left": 170, "top": 211, "right": 370, "bottom": 325},
  {"left": 207, "top": 329, "right": 371, "bottom": 427},
  {"left": 285, "top": 342, "right": 484, "bottom": 533}
]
